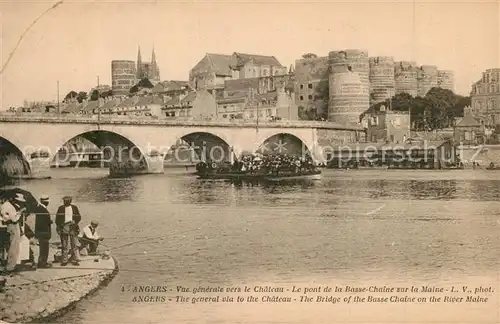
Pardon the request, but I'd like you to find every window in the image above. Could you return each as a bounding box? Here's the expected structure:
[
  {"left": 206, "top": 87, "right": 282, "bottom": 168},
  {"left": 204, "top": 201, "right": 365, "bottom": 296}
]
[
  {"left": 300, "top": 84, "right": 304, "bottom": 89},
  {"left": 308, "top": 95, "right": 312, "bottom": 100},
  {"left": 390, "top": 135, "right": 394, "bottom": 142},
  {"left": 308, "top": 83, "right": 313, "bottom": 89},
  {"left": 300, "top": 96, "right": 304, "bottom": 101}
]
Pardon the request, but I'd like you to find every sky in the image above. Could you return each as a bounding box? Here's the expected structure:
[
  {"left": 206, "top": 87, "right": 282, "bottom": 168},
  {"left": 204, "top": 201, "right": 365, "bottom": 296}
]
[{"left": 0, "top": 0, "right": 498, "bottom": 107}]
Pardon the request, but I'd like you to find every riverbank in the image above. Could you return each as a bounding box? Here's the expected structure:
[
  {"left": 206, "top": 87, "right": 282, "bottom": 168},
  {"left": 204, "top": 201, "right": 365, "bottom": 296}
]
[{"left": 0, "top": 246, "right": 118, "bottom": 323}]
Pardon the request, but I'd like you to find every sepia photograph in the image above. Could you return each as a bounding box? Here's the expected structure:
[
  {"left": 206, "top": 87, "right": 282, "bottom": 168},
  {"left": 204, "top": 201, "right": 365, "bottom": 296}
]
[{"left": 0, "top": 0, "right": 499, "bottom": 323}]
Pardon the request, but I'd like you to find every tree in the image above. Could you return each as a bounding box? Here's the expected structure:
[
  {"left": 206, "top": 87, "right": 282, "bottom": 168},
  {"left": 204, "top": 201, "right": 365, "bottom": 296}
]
[
  {"left": 64, "top": 91, "right": 78, "bottom": 102},
  {"left": 368, "top": 88, "right": 470, "bottom": 131},
  {"left": 302, "top": 53, "right": 318, "bottom": 59},
  {"left": 136, "top": 77, "right": 154, "bottom": 89},
  {"left": 90, "top": 90, "right": 99, "bottom": 101},
  {"left": 129, "top": 85, "right": 139, "bottom": 94},
  {"left": 99, "top": 90, "right": 113, "bottom": 99},
  {"left": 452, "top": 95, "right": 471, "bottom": 117},
  {"left": 77, "top": 91, "right": 87, "bottom": 103},
  {"left": 298, "top": 106, "right": 308, "bottom": 120}
]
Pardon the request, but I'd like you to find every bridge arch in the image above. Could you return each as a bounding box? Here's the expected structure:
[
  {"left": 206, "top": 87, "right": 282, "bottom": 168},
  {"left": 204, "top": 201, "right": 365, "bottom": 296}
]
[
  {"left": 163, "top": 130, "right": 236, "bottom": 165},
  {"left": 0, "top": 136, "right": 31, "bottom": 177},
  {"left": 253, "top": 132, "right": 314, "bottom": 159},
  {"left": 53, "top": 130, "right": 150, "bottom": 169}
]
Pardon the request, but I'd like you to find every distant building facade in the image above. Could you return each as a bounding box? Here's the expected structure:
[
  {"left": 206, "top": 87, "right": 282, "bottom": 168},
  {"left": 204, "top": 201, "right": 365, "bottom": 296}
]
[
  {"left": 189, "top": 52, "right": 287, "bottom": 90},
  {"left": 366, "top": 107, "right": 411, "bottom": 143},
  {"left": 294, "top": 56, "right": 329, "bottom": 119},
  {"left": 470, "top": 68, "right": 500, "bottom": 125},
  {"left": 453, "top": 106, "right": 485, "bottom": 146},
  {"left": 62, "top": 95, "right": 164, "bottom": 117},
  {"left": 215, "top": 74, "right": 297, "bottom": 121}
]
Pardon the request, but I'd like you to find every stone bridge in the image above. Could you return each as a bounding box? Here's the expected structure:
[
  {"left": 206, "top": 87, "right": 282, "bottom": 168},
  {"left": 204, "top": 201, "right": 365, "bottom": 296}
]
[{"left": 0, "top": 114, "right": 364, "bottom": 177}]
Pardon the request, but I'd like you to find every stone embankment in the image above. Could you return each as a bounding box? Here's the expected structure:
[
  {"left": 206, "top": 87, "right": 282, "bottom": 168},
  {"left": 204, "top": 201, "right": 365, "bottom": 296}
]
[{"left": 0, "top": 254, "right": 118, "bottom": 323}]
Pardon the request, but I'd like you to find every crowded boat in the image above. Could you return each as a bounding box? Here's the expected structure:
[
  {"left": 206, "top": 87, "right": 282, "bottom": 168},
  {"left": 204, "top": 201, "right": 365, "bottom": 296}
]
[{"left": 195, "top": 153, "right": 321, "bottom": 181}]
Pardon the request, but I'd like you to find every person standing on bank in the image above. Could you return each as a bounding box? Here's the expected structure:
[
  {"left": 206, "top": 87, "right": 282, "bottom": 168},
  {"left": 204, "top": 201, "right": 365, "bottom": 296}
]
[
  {"left": 34, "top": 195, "right": 53, "bottom": 268},
  {"left": 0, "top": 194, "right": 26, "bottom": 273},
  {"left": 55, "top": 196, "right": 81, "bottom": 266}
]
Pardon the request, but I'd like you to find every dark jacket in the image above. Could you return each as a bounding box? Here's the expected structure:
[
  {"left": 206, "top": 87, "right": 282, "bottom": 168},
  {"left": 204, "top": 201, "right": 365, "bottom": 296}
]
[
  {"left": 55, "top": 204, "right": 81, "bottom": 231},
  {"left": 34, "top": 204, "right": 52, "bottom": 239}
]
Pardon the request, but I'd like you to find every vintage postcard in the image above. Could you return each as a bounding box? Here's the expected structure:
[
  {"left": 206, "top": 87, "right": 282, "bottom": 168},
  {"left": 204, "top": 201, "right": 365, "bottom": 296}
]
[{"left": 0, "top": 0, "right": 499, "bottom": 323}]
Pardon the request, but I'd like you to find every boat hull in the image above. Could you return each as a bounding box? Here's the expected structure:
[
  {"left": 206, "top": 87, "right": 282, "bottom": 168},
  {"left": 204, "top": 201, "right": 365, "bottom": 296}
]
[
  {"left": 265, "top": 173, "right": 322, "bottom": 182},
  {"left": 197, "top": 172, "right": 322, "bottom": 182}
]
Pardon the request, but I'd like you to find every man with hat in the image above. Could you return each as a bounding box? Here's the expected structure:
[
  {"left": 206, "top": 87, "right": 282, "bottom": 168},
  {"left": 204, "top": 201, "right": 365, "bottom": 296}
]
[
  {"left": 79, "top": 220, "right": 103, "bottom": 256},
  {"left": 34, "top": 195, "right": 53, "bottom": 268},
  {"left": 55, "top": 196, "right": 81, "bottom": 266},
  {"left": 0, "top": 193, "right": 26, "bottom": 273}
]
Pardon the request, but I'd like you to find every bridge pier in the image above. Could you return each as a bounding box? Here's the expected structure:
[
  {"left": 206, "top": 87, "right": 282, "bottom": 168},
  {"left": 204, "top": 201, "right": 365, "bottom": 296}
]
[
  {"left": 28, "top": 150, "right": 51, "bottom": 179},
  {"left": 108, "top": 144, "right": 164, "bottom": 177}
]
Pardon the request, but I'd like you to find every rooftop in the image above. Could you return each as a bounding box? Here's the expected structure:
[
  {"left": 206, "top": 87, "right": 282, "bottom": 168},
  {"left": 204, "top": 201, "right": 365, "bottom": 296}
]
[
  {"left": 455, "top": 112, "right": 482, "bottom": 127},
  {"left": 233, "top": 52, "right": 282, "bottom": 67}
]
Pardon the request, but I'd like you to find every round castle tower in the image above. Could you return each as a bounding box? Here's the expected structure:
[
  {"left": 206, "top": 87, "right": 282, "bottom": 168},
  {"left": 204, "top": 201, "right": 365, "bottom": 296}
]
[
  {"left": 394, "top": 61, "right": 418, "bottom": 97},
  {"left": 111, "top": 60, "right": 137, "bottom": 95},
  {"left": 328, "top": 50, "right": 370, "bottom": 124},
  {"left": 417, "top": 65, "right": 438, "bottom": 97},
  {"left": 369, "top": 56, "right": 395, "bottom": 105}
]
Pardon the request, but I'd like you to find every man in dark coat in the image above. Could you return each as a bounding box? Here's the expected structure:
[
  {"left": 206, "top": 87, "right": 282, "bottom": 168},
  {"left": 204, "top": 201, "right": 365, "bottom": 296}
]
[
  {"left": 55, "top": 196, "right": 81, "bottom": 266},
  {"left": 34, "top": 195, "right": 53, "bottom": 268}
]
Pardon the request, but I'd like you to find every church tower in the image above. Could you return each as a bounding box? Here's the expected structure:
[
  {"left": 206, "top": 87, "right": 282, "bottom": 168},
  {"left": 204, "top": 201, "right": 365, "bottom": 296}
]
[
  {"left": 136, "top": 46, "right": 143, "bottom": 80},
  {"left": 151, "top": 46, "right": 160, "bottom": 81}
]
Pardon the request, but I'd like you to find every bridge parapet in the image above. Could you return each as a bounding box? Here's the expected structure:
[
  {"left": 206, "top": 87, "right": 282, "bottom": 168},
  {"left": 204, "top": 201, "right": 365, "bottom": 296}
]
[{"left": 0, "top": 113, "right": 364, "bottom": 131}]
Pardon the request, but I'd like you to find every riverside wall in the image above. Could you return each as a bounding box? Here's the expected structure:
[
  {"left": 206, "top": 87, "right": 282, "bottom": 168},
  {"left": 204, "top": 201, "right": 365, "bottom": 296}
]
[{"left": 0, "top": 257, "right": 118, "bottom": 323}]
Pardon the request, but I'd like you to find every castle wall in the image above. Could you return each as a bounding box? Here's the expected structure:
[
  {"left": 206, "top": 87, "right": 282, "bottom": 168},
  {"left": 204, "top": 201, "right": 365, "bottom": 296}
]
[
  {"left": 437, "top": 70, "right": 455, "bottom": 92},
  {"left": 417, "top": 65, "right": 438, "bottom": 97},
  {"left": 294, "top": 56, "right": 330, "bottom": 117},
  {"left": 394, "top": 61, "right": 418, "bottom": 97},
  {"left": 369, "top": 56, "right": 395, "bottom": 105}
]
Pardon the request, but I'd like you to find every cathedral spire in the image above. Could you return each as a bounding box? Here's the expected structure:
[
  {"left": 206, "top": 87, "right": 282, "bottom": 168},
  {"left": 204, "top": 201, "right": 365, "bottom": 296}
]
[
  {"left": 151, "top": 45, "right": 156, "bottom": 65},
  {"left": 151, "top": 45, "right": 159, "bottom": 81},
  {"left": 137, "top": 46, "right": 142, "bottom": 79}
]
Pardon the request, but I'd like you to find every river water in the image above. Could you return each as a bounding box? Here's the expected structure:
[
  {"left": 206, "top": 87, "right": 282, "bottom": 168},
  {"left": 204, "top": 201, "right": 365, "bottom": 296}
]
[{"left": 11, "top": 168, "right": 500, "bottom": 323}]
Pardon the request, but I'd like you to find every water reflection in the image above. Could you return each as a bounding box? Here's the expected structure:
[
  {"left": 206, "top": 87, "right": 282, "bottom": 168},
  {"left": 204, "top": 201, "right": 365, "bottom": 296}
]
[
  {"left": 18, "top": 169, "right": 500, "bottom": 324},
  {"left": 407, "top": 180, "right": 458, "bottom": 200},
  {"left": 75, "top": 178, "right": 139, "bottom": 202}
]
